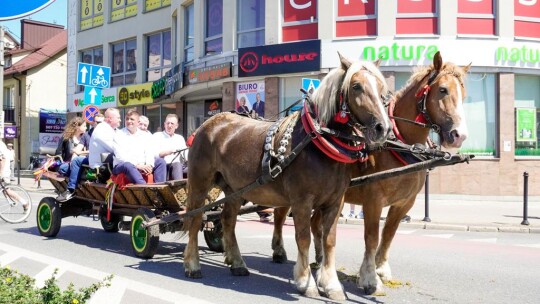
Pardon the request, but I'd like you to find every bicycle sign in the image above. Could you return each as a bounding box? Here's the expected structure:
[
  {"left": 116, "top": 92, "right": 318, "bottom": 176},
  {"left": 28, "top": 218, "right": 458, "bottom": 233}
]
[{"left": 77, "top": 62, "right": 111, "bottom": 89}]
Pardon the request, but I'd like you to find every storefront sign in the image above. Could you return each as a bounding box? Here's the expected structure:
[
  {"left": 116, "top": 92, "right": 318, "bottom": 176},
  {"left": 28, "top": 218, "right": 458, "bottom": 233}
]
[
  {"left": 204, "top": 99, "right": 223, "bottom": 119},
  {"left": 238, "top": 40, "right": 320, "bottom": 77},
  {"left": 69, "top": 88, "right": 117, "bottom": 112},
  {"left": 187, "top": 62, "right": 231, "bottom": 85},
  {"left": 4, "top": 126, "right": 17, "bottom": 139},
  {"left": 117, "top": 83, "right": 153, "bottom": 107},
  {"left": 152, "top": 63, "right": 184, "bottom": 99},
  {"left": 236, "top": 81, "right": 265, "bottom": 117},
  {"left": 282, "top": 0, "right": 318, "bottom": 41},
  {"left": 516, "top": 108, "right": 537, "bottom": 142}
]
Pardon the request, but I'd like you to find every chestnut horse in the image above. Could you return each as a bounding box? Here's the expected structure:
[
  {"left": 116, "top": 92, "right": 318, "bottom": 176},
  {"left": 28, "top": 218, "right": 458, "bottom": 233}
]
[
  {"left": 271, "top": 51, "right": 470, "bottom": 295},
  {"left": 183, "top": 54, "right": 391, "bottom": 301}
]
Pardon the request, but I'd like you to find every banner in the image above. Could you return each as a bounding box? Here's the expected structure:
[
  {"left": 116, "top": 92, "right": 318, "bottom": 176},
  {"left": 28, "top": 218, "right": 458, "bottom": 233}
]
[
  {"left": 516, "top": 108, "right": 537, "bottom": 142},
  {"left": 38, "top": 109, "right": 66, "bottom": 151},
  {"left": 236, "top": 81, "right": 265, "bottom": 118}
]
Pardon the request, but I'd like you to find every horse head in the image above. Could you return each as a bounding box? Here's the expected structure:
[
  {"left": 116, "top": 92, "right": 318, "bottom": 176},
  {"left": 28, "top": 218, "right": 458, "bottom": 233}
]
[{"left": 420, "top": 51, "right": 470, "bottom": 149}]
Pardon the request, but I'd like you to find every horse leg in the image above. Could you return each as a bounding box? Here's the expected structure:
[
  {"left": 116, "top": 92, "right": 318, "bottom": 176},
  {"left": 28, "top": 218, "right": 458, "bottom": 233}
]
[
  {"left": 291, "top": 204, "right": 319, "bottom": 298},
  {"left": 184, "top": 187, "right": 210, "bottom": 279},
  {"left": 358, "top": 203, "right": 384, "bottom": 295},
  {"left": 310, "top": 209, "right": 323, "bottom": 266},
  {"left": 221, "top": 196, "right": 249, "bottom": 276},
  {"left": 271, "top": 207, "right": 290, "bottom": 263},
  {"left": 315, "top": 197, "right": 346, "bottom": 301},
  {"left": 375, "top": 202, "right": 414, "bottom": 282}
]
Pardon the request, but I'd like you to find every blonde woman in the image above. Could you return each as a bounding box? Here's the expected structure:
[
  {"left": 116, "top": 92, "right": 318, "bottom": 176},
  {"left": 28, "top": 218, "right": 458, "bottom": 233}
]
[{"left": 56, "top": 117, "right": 88, "bottom": 176}]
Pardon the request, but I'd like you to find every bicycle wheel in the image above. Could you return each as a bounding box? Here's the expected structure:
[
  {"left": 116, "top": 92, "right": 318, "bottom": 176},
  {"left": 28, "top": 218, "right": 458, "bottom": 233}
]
[{"left": 0, "top": 185, "right": 32, "bottom": 223}]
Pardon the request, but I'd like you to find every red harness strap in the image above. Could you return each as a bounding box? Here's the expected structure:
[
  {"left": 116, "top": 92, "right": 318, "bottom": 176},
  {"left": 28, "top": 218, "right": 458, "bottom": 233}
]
[{"left": 301, "top": 102, "right": 367, "bottom": 164}]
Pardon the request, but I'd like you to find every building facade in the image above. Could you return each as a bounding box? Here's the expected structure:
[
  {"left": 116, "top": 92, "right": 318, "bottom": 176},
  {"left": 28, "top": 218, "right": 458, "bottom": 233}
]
[{"left": 67, "top": 0, "right": 540, "bottom": 195}]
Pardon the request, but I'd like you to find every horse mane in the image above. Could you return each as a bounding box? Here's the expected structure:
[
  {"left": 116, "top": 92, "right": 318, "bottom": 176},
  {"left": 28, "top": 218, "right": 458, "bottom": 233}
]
[
  {"left": 312, "top": 60, "right": 388, "bottom": 125},
  {"left": 395, "top": 61, "right": 467, "bottom": 100}
]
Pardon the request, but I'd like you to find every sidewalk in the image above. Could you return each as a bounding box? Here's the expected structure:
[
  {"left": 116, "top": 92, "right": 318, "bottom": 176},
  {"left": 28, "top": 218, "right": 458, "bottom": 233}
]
[{"left": 17, "top": 176, "right": 540, "bottom": 233}]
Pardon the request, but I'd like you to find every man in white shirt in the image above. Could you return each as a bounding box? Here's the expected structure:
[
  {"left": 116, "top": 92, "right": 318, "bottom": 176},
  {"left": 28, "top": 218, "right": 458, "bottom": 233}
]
[
  {"left": 113, "top": 109, "right": 166, "bottom": 184},
  {"left": 153, "top": 114, "right": 188, "bottom": 180},
  {"left": 57, "top": 108, "right": 121, "bottom": 202}
]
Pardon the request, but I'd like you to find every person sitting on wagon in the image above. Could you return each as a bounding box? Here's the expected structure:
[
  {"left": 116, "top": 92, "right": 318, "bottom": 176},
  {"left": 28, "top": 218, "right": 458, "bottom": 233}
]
[
  {"left": 57, "top": 108, "right": 121, "bottom": 202},
  {"left": 55, "top": 117, "right": 89, "bottom": 177},
  {"left": 112, "top": 109, "right": 166, "bottom": 184},
  {"left": 152, "top": 114, "right": 188, "bottom": 180}
]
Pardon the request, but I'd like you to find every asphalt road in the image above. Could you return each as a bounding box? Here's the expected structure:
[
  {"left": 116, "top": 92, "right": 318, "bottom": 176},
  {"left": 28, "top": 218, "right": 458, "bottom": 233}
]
[{"left": 1, "top": 192, "right": 540, "bottom": 303}]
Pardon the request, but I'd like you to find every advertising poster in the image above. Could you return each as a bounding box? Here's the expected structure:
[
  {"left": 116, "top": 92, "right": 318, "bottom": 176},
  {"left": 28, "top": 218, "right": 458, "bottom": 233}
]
[
  {"left": 204, "top": 98, "right": 223, "bottom": 119},
  {"left": 516, "top": 108, "right": 537, "bottom": 142},
  {"left": 236, "top": 81, "right": 265, "bottom": 117},
  {"left": 38, "top": 109, "right": 66, "bottom": 151}
]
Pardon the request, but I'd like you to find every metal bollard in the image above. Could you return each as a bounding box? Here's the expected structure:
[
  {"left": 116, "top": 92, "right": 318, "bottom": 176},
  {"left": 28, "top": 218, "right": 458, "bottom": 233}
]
[
  {"left": 423, "top": 170, "right": 431, "bottom": 222},
  {"left": 521, "top": 171, "right": 529, "bottom": 226}
]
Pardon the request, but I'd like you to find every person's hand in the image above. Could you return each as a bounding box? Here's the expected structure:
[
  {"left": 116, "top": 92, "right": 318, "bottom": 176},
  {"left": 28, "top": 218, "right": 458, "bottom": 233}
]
[{"left": 136, "top": 164, "right": 153, "bottom": 174}]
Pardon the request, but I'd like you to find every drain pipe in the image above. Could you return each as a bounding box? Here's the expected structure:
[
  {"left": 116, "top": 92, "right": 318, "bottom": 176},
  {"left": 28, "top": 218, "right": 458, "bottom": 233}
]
[{"left": 12, "top": 74, "right": 22, "bottom": 186}]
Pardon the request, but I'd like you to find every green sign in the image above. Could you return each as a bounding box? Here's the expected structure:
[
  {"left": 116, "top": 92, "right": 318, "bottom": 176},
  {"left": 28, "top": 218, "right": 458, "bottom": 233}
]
[{"left": 516, "top": 108, "right": 537, "bottom": 142}]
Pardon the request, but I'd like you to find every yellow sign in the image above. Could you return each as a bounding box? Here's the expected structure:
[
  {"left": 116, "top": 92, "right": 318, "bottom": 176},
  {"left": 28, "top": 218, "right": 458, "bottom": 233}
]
[
  {"left": 94, "top": 0, "right": 104, "bottom": 14},
  {"left": 81, "top": 0, "right": 92, "bottom": 18},
  {"left": 112, "top": 0, "right": 124, "bottom": 10},
  {"left": 145, "top": 0, "right": 161, "bottom": 11},
  {"left": 126, "top": 4, "right": 138, "bottom": 17},
  {"left": 117, "top": 83, "right": 154, "bottom": 107}
]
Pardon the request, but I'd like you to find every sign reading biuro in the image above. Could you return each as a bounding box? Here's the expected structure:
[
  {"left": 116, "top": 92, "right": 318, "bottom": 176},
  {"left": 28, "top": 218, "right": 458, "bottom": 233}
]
[{"left": 238, "top": 40, "right": 321, "bottom": 77}]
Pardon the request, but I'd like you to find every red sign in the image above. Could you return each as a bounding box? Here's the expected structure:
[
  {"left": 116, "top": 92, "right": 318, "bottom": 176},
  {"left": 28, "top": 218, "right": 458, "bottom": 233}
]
[
  {"left": 336, "top": 0, "right": 376, "bottom": 37},
  {"left": 515, "top": 0, "right": 540, "bottom": 18},
  {"left": 282, "top": 0, "right": 318, "bottom": 42},
  {"left": 83, "top": 105, "right": 100, "bottom": 123},
  {"left": 515, "top": 0, "right": 540, "bottom": 38},
  {"left": 397, "top": 0, "right": 436, "bottom": 14},
  {"left": 396, "top": 0, "right": 438, "bottom": 35},
  {"left": 457, "top": 0, "right": 495, "bottom": 35},
  {"left": 187, "top": 63, "right": 231, "bottom": 85}
]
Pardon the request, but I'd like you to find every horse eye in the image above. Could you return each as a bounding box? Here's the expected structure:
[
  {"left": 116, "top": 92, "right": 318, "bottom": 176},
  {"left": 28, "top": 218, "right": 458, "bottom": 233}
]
[
  {"left": 352, "top": 83, "right": 362, "bottom": 91},
  {"left": 439, "top": 87, "right": 448, "bottom": 94}
]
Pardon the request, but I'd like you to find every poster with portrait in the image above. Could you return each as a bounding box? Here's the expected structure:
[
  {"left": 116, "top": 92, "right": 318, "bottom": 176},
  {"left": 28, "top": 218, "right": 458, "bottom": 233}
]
[
  {"left": 516, "top": 108, "right": 537, "bottom": 142},
  {"left": 38, "top": 109, "right": 66, "bottom": 153},
  {"left": 236, "top": 81, "right": 265, "bottom": 118}
]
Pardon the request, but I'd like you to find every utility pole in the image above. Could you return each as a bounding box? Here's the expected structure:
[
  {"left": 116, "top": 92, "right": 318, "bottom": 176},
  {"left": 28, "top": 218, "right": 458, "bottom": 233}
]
[{"left": 1, "top": 25, "right": 4, "bottom": 116}]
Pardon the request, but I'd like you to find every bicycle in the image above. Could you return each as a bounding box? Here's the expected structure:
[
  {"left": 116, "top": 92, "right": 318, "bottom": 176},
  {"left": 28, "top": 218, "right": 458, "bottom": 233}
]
[{"left": 0, "top": 179, "right": 32, "bottom": 223}]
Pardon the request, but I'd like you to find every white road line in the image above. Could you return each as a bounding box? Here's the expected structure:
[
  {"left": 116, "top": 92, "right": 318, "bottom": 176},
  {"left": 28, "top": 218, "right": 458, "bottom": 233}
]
[
  {"left": 468, "top": 238, "right": 498, "bottom": 244},
  {"left": 396, "top": 230, "right": 417, "bottom": 235},
  {"left": 515, "top": 243, "right": 540, "bottom": 249},
  {"left": 424, "top": 234, "right": 454, "bottom": 239},
  {"left": 0, "top": 241, "right": 213, "bottom": 304},
  {"left": 34, "top": 264, "right": 66, "bottom": 288}
]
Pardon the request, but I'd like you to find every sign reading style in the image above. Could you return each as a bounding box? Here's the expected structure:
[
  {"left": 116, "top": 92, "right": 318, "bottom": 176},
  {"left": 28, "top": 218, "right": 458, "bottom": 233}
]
[
  {"left": 238, "top": 40, "right": 321, "bottom": 77},
  {"left": 117, "top": 83, "right": 153, "bottom": 107}
]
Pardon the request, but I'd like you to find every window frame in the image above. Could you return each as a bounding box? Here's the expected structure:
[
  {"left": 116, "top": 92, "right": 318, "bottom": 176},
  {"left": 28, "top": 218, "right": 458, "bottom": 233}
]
[
  {"left": 184, "top": 3, "right": 195, "bottom": 62},
  {"left": 236, "top": 0, "right": 265, "bottom": 49},
  {"left": 146, "top": 30, "right": 172, "bottom": 82},
  {"left": 111, "top": 38, "right": 137, "bottom": 87},
  {"left": 205, "top": 0, "right": 223, "bottom": 55}
]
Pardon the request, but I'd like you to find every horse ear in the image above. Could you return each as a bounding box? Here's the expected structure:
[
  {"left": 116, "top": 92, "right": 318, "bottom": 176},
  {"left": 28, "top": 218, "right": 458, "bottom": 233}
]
[
  {"left": 373, "top": 58, "right": 382, "bottom": 68},
  {"left": 338, "top": 52, "right": 352, "bottom": 70},
  {"left": 433, "top": 51, "right": 443, "bottom": 71},
  {"left": 462, "top": 62, "right": 472, "bottom": 73}
]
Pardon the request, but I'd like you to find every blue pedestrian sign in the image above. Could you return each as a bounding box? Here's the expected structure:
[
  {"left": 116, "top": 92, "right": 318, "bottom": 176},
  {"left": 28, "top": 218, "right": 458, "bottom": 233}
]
[
  {"left": 84, "top": 86, "right": 102, "bottom": 106},
  {"left": 302, "top": 78, "right": 320, "bottom": 96},
  {"left": 77, "top": 62, "right": 111, "bottom": 89}
]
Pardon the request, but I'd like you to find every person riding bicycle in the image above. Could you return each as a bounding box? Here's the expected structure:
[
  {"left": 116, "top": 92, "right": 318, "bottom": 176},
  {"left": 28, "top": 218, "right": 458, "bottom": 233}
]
[{"left": 0, "top": 139, "right": 29, "bottom": 211}]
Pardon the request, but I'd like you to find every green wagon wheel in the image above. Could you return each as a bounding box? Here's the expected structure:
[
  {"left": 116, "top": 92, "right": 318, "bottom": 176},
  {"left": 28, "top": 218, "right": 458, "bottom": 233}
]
[
  {"left": 36, "top": 197, "right": 62, "bottom": 237},
  {"left": 130, "top": 208, "right": 159, "bottom": 259},
  {"left": 203, "top": 219, "right": 224, "bottom": 253}
]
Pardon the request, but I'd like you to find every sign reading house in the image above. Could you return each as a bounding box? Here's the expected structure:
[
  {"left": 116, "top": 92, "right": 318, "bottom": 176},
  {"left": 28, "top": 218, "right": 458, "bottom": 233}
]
[{"left": 238, "top": 40, "right": 321, "bottom": 77}]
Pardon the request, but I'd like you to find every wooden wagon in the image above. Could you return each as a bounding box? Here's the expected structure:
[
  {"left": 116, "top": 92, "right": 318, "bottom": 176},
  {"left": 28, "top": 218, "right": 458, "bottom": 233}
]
[{"left": 36, "top": 171, "right": 224, "bottom": 258}]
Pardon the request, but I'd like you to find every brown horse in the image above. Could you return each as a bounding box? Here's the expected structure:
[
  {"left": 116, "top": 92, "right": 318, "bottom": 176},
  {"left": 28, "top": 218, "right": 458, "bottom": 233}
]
[
  {"left": 183, "top": 54, "right": 391, "bottom": 300},
  {"left": 271, "top": 51, "right": 471, "bottom": 295}
]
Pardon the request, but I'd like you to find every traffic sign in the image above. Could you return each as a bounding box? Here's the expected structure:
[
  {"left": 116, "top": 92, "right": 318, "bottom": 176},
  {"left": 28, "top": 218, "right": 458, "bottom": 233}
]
[
  {"left": 302, "top": 78, "right": 320, "bottom": 96},
  {"left": 82, "top": 105, "right": 100, "bottom": 124},
  {"left": 84, "top": 86, "right": 102, "bottom": 105},
  {"left": 0, "top": 0, "right": 54, "bottom": 21},
  {"left": 77, "top": 62, "right": 111, "bottom": 89}
]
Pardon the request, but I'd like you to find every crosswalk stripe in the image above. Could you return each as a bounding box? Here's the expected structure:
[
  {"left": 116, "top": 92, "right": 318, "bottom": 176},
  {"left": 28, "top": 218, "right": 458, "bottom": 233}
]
[
  {"left": 34, "top": 264, "right": 66, "bottom": 288},
  {"left": 424, "top": 234, "right": 454, "bottom": 239},
  {"left": 468, "top": 238, "right": 497, "bottom": 244},
  {"left": 515, "top": 243, "right": 540, "bottom": 249},
  {"left": 396, "top": 230, "right": 417, "bottom": 235}
]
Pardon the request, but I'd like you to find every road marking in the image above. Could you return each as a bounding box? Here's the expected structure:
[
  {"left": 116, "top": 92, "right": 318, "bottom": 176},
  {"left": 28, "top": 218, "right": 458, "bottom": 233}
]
[
  {"left": 515, "top": 243, "right": 540, "bottom": 249},
  {"left": 34, "top": 264, "right": 66, "bottom": 288},
  {"left": 468, "top": 238, "right": 497, "bottom": 244},
  {"left": 396, "top": 229, "right": 417, "bottom": 234},
  {"left": 0, "top": 241, "right": 213, "bottom": 304},
  {"left": 424, "top": 234, "right": 454, "bottom": 239}
]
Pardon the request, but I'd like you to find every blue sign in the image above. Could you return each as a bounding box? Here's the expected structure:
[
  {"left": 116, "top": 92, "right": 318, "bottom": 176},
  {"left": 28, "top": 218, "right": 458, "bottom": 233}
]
[
  {"left": 77, "top": 62, "right": 111, "bottom": 89},
  {"left": 302, "top": 78, "right": 320, "bottom": 96},
  {"left": 0, "top": 0, "right": 55, "bottom": 21},
  {"left": 84, "top": 86, "right": 102, "bottom": 106}
]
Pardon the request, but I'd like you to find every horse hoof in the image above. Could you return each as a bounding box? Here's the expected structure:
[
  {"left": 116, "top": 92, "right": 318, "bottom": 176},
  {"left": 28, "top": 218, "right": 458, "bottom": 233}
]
[
  {"left": 363, "top": 284, "right": 378, "bottom": 295},
  {"left": 326, "top": 290, "right": 347, "bottom": 301},
  {"left": 272, "top": 253, "right": 288, "bottom": 264},
  {"left": 304, "top": 286, "right": 320, "bottom": 298},
  {"left": 230, "top": 267, "right": 250, "bottom": 276},
  {"left": 185, "top": 270, "right": 203, "bottom": 279}
]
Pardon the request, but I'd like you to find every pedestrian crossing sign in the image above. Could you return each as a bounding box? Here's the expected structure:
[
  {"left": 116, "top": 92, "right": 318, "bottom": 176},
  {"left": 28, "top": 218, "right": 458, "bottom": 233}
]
[{"left": 302, "top": 78, "right": 320, "bottom": 97}]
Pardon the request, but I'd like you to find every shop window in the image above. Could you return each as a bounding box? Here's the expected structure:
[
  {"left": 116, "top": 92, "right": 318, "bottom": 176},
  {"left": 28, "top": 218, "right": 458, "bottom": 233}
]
[
  {"left": 205, "top": 0, "right": 223, "bottom": 55},
  {"left": 146, "top": 30, "right": 172, "bottom": 82},
  {"left": 237, "top": 0, "right": 265, "bottom": 48},
  {"left": 111, "top": 39, "right": 137, "bottom": 87},
  {"left": 79, "top": 47, "right": 103, "bottom": 92},
  {"left": 145, "top": 104, "right": 177, "bottom": 134},
  {"left": 457, "top": 0, "right": 496, "bottom": 36},
  {"left": 186, "top": 101, "right": 205, "bottom": 135},
  {"left": 515, "top": 75, "right": 540, "bottom": 156},
  {"left": 335, "top": 0, "right": 376, "bottom": 38},
  {"left": 80, "top": 0, "right": 104, "bottom": 31},
  {"left": 111, "top": 0, "right": 138, "bottom": 22},
  {"left": 459, "top": 73, "right": 497, "bottom": 157},
  {"left": 184, "top": 3, "right": 194, "bottom": 62},
  {"left": 514, "top": 0, "right": 540, "bottom": 39},
  {"left": 279, "top": 77, "right": 304, "bottom": 114},
  {"left": 282, "top": 0, "right": 318, "bottom": 42},
  {"left": 396, "top": 0, "right": 438, "bottom": 35}
]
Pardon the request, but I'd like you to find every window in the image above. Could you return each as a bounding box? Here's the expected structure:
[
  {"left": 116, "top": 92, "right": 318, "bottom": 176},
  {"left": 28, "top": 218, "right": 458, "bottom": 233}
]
[
  {"left": 282, "top": 0, "right": 318, "bottom": 42},
  {"left": 186, "top": 101, "right": 205, "bottom": 135},
  {"left": 205, "top": 0, "right": 223, "bottom": 55},
  {"left": 515, "top": 75, "right": 540, "bottom": 156},
  {"left": 237, "top": 0, "right": 265, "bottom": 48},
  {"left": 3, "top": 86, "right": 15, "bottom": 123},
  {"left": 335, "top": 0, "right": 376, "bottom": 37},
  {"left": 146, "top": 31, "right": 171, "bottom": 81},
  {"left": 80, "top": 0, "right": 105, "bottom": 30},
  {"left": 145, "top": 103, "right": 177, "bottom": 133},
  {"left": 111, "top": 39, "right": 137, "bottom": 87},
  {"left": 111, "top": 0, "right": 138, "bottom": 22},
  {"left": 396, "top": 0, "right": 438, "bottom": 35},
  {"left": 459, "top": 73, "right": 497, "bottom": 156},
  {"left": 184, "top": 3, "right": 194, "bottom": 62},
  {"left": 79, "top": 47, "right": 103, "bottom": 91},
  {"left": 457, "top": 0, "right": 495, "bottom": 36},
  {"left": 514, "top": 0, "right": 540, "bottom": 39}
]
